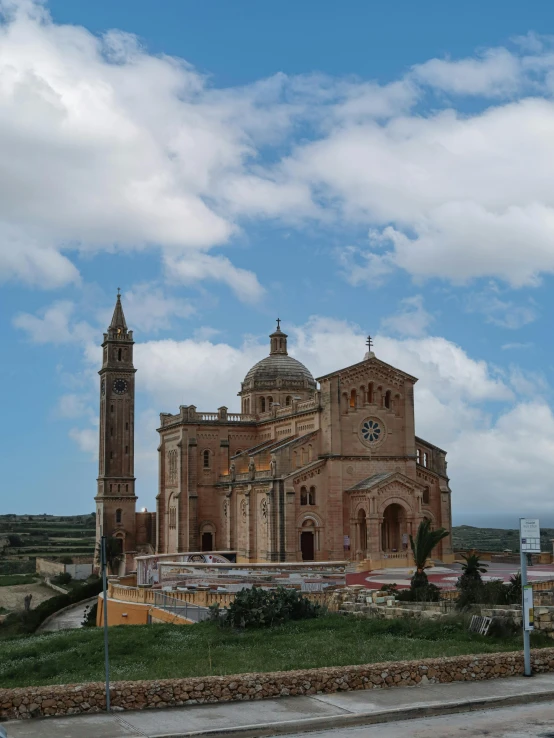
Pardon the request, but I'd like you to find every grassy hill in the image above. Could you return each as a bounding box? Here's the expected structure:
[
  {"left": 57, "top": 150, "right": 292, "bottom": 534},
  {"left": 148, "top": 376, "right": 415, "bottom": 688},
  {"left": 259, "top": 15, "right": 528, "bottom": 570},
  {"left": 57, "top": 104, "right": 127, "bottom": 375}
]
[
  {"left": 452, "top": 525, "right": 554, "bottom": 553},
  {"left": 0, "top": 514, "right": 96, "bottom": 574}
]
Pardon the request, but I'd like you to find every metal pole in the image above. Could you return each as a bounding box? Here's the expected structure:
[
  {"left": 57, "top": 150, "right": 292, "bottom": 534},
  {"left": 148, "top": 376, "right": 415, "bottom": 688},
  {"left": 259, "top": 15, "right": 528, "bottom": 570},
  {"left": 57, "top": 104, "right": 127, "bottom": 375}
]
[
  {"left": 520, "top": 532, "right": 532, "bottom": 677},
  {"left": 101, "top": 536, "right": 111, "bottom": 711}
]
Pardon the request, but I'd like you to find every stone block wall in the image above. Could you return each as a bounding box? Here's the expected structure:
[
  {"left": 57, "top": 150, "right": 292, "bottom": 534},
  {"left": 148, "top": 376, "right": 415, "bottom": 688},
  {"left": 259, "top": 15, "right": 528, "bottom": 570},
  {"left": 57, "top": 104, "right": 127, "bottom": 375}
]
[{"left": 2, "top": 649, "right": 554, "bottom": 720}]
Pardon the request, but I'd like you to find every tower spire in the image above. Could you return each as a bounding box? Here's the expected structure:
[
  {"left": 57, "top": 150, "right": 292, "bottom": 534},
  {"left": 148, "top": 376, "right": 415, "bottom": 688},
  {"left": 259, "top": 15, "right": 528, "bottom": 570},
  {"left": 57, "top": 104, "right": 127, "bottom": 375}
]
[{"left": 109, "top": 290, "right": 128, "bottom": 332}]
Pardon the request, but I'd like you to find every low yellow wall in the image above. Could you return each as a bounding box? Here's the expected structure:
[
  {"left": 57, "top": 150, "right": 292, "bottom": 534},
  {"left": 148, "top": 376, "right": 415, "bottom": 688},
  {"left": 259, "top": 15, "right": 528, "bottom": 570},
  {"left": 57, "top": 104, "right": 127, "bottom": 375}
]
[{"left": 96, "top": 596, "right": 150, "bottom": 626}]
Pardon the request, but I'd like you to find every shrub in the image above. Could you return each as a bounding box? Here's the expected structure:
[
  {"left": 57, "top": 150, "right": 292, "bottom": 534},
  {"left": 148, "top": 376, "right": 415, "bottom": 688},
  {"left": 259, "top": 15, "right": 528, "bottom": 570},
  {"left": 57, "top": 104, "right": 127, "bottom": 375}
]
[
  {"left": 53, "top": 572, "right": 73, "bottom": 586},
  {"left": 397, "top": 583, "right": 441, "bottom": 603},
  {"left": 81, "top": 602, "right": 98, "bottom": 627},
  {"left": 221, "top": 586, "right": 322, "bottom": 629},
  {"left": 6, "top": 534, "right": 23, "bottom": 548}
]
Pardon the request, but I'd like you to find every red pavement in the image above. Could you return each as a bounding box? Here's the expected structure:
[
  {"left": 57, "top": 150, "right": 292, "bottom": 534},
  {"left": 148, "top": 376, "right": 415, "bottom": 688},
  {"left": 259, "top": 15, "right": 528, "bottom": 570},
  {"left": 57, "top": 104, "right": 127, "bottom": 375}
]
[{"left": 346, "top": 563, "right": 554, "bottom": 590}]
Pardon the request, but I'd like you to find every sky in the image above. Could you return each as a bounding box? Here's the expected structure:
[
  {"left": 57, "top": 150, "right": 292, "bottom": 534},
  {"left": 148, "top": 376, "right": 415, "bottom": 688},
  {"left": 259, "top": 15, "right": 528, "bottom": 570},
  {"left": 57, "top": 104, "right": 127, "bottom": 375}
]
[{"left": 2, "top": 0, "right": 554, "bottom": 527}]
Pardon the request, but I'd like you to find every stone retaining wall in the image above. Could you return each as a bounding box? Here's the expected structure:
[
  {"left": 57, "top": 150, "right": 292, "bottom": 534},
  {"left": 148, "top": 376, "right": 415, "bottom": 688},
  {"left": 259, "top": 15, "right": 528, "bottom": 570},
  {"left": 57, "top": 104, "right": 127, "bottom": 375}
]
[{"left": 2, "top": 649, "right": 554, "bottom": 720}]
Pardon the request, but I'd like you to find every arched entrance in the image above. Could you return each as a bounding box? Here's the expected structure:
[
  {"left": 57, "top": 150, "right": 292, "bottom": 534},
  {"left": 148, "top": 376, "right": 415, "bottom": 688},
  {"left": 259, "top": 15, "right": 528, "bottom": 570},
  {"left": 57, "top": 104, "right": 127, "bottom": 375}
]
[
  {"left": 357, "top": 508, "right": 367, "bottom": 559},
  {"left": 300, "top": 519, "right": 315, "bottom": 561},
  {"left": 381, "top": 503, "right": 407, "bottom": 552},
  {"left": 199, "top": 521, "right": 216, "bottom": 552}
]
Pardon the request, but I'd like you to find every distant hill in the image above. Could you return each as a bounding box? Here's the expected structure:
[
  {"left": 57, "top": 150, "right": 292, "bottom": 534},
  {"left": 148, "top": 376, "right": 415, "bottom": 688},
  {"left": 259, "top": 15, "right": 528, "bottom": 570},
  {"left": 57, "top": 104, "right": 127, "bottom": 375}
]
[{"left": 452, "top": 525, "right": 554, "bottom": 553}]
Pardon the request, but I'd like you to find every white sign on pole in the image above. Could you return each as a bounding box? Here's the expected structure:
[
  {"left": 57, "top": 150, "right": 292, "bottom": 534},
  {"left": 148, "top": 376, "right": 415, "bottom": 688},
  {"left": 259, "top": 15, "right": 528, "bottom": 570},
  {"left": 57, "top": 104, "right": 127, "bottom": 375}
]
[
  {"left": 523, "top": 584, "right": 534, "bottom": 631},
  {"left": 520, "top": 518, "right": 541, "bottom": 553}
]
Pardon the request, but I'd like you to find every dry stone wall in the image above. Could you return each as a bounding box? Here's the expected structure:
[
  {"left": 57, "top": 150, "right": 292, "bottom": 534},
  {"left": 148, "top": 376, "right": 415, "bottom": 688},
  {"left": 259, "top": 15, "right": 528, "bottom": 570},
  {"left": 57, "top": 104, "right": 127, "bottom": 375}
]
[{"left": 2, "top": 649, "right": 554, "bottom": 720}]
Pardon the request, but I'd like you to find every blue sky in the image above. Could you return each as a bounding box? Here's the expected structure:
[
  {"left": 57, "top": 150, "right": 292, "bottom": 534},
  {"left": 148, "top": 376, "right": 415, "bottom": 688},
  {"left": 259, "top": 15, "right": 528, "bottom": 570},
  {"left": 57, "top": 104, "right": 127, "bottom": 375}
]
[{"left": 2, "top": 0, "right": 554, "bottom": 527}]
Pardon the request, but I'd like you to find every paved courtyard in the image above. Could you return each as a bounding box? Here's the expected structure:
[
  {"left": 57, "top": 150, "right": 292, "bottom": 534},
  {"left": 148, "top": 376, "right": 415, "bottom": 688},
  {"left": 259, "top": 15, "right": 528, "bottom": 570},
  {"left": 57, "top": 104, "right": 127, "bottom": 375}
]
[{"left": 346, "top": 562, "right": 554, "bottom": 590}]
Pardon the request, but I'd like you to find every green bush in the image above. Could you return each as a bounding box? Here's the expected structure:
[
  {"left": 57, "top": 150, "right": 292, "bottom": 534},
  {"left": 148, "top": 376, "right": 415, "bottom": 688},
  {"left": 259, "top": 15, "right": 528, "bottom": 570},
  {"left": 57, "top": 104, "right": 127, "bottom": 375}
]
[
  {"left": 52, "top": 572, "right": 72, "bottom": 586},
  {"left": 218, "top": 586, "right": 322, "bottom": 629},
  {"left": 81, "top": 602, "right": 98, "bottom": 627},
  {"left": 455, "top": 578, "right": 520, "bottom": 611}
]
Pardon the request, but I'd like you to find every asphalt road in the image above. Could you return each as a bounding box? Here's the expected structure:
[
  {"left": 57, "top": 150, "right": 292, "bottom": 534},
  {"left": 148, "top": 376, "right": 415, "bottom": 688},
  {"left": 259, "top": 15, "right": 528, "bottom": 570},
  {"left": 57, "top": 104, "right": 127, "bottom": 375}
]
[{"left": 280, "top": 702, "right": 554, "bottom": 738}]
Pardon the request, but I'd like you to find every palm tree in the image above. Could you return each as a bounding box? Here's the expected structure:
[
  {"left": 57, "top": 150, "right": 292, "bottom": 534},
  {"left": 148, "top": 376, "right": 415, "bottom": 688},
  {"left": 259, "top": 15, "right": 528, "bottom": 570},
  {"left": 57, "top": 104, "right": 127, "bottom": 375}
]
[
  {"left": 410, "top": 518, "right": 449, "bottom": 589},
  {"left": 95, "top": 537, "right": 124, "bottom": 575},
  {"left": 460, "top": 552, "right": 488, "bottom": 581}
]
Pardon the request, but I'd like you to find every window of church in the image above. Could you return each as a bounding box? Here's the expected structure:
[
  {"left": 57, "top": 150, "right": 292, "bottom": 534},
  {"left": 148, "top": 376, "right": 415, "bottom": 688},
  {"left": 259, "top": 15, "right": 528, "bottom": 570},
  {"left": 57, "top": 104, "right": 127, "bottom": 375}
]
[
  {"left": 110, "top": 404, "right": 114, "bottom": 413},
  {"left": 203, "top": 449, "right": 210, "bottom": 468},
  {"left": 116, "top": 508, "right": 122, "bottom": 524},
  {"left": 285, "top": 396, "right": 291, "bottom": 406},
  {"left": 260, "top": 397, "right": 266, "bottom": 413},
  {"left": 110, "top": 427, "right": 113, "bottom": 437},
  {"left": 350, "top": 389, "right": 357, "bottom": 409},
  {"left": 368, "top": 383, "right": 374, "bottom": 403},
  {"left": 118, "top": 484, "right": 120, "bottom": 492},
  {"left": 118, "top": 348, "right": 122, "bottom": 361},
  {"left": 308, "top": 445, "right": 313, "bottom": 461},
  {"left": 423, "top": 486, "right": 430, "bottom": 505},
  {"left": 125, "top": 446, "right": 128, "bottom": 454},
  {"left": 300, "top": 486, "right": 308, "bottom": 505},
  {"left": 268, "top": 396, "right": 273, "bottom": 408},
  {"left": 416, "top": 448, "right": 421, "bottom": 464},
  {"left": 126, "top": 484, "right": 128, "bottom": 492},
  {"left": 125, "top": 422, "right": 128, "bottom": 430},
  {"left": 308, "top": 486, "right": 316, "bottom": 505},
  {"left": 384, "top": 390, "right": 391, "bottom": 409},
  {"left": 423, "top": 452, "right": 428, "bottom": 468}
]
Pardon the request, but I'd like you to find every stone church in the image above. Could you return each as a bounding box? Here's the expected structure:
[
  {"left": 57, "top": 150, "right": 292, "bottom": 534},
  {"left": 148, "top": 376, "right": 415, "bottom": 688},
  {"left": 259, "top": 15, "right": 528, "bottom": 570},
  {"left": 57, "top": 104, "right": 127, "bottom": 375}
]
[{"left": 95, "top": 294, "right": 454, "bottom": 570}]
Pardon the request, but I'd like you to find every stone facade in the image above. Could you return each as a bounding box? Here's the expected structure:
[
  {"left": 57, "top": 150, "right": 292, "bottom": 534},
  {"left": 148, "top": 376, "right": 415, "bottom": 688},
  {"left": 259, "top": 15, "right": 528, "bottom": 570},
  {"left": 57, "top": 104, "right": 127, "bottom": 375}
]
[
  {"left": 2, "top": 650, "right": 554, "bottom": 719},
  {"left": 156, "top": 326, "right": 453, "bottom": 564},
  {"left": 94, "top": 302, "right": 453, "bottom": 567}
]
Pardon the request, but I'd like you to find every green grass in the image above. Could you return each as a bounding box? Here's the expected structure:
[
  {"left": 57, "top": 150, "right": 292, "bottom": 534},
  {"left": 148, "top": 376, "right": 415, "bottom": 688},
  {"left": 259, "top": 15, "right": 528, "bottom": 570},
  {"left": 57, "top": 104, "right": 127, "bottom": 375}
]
[
  {"left": 0, "top": 574, "right": 38, "bottom": 587},
  {"left": 0, "top": 615, "right": 550, "bottom": 689}
]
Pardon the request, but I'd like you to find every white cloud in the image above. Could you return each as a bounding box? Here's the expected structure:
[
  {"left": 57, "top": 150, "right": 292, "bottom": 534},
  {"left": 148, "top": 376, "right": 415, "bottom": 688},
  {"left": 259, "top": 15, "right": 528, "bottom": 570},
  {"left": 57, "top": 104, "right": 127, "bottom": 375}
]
[
  {"left": 465, "top": 285, "right": 538, "bottom": 329},
  {"left": 118, "top": 285, "right": 194, "bottom": 333},
  {"left": 3, "top": 3, "right": 554, "bottom": 295},
  {"left": 69, "top": 426, "right": 97, "bottom": 459},
  {"left": 164, "top": 253, "right": 264, "bottom": 303},
  {"left": 13, "top": 300, "right": 94, "bottom": 344},
  {"left": 56, "top": 393, "right": 91, "bottom": 419},
  {"left": 381, "top": 295, "right": 434, "bottom": 337},
  {"left": 412, "top": 48, "right": 523, "bottom": 97}
]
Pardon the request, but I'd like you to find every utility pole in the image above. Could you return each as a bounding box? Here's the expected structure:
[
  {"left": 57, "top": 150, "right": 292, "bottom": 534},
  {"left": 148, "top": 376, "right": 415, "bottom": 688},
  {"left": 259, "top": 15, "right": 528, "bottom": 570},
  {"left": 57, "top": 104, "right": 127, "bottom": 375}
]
[
  {"left": 519, "top": 518, "right": 540, "bottom": 677},
  {"left": 101, "top": 535, "right": 111, "bottom": 710}
]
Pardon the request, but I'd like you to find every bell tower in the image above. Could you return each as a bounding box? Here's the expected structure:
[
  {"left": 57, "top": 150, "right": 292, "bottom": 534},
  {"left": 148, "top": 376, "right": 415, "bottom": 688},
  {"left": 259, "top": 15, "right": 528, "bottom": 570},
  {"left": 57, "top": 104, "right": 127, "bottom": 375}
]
[{"left": 95, "top": 291, "right": 137, "bottom": 564}]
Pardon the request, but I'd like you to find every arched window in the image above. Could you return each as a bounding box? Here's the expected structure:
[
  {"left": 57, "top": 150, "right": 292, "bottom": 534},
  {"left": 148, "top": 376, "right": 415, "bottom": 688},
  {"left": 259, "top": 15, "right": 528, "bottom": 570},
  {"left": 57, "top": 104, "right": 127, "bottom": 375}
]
[
  {"left": 368, "top": 382, "right": 374, "bottom": 403},
  {"left": 350, "top": 389, "right": 357, "bottom": 409},
  {"left": 118, "top": 484, "right": 120, "bottom": 493},
  {"left": 235, "top": 449, "right": 243, "bottom": 455},
  {"left": 260, "top": 397, "right": 266, "bottom": 413},
  {"left": 118, "top": 348, "right": 122, "bottom": 361},
  {"left": 384, "top": 390, "right": 391, "bottom": 409},
  {"left": 300, "top": 486, "right": 308, "bottom": 505},
  {"left": 308, "top": 444, "right": 313, "bottom": 461},
  {"left": 422, "top": 486, "right": 430, "bottom": 505},
  {"left": 268, "top": 396, "right": 273, "bottom": 408},
  {"left": 308, "top": 486, "right": 316, "bottom": 505},
  {"left": 293, "top": 450, "right": 298, "bottom": 468},
  {"left": 110, "top": 404, "right": 114, "bottom": 413},
  {"left": 301, "top": 447, "right": 307, "bottom": 464},
  {"left": 416, "top": 448, "right": 421, "bottom": 464},
  {"left": 423, "top": 452, "right": 428, "bottom": 468},
  {"left": 116, "top": 508, "right": 122, "bottom": 524},
  {"left": 126, "top": 484, "right": 128, "bottom": 492},
  {"left": 203, "top": 450, "right": 210, "bottom": 468},
  {"left": 285, "top": 396, "right": 292, "bottom": 406}
]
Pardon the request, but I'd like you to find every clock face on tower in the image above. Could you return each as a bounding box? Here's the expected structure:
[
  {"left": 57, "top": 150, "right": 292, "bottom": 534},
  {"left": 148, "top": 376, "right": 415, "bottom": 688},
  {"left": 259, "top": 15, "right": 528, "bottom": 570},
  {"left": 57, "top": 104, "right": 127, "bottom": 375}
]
[{"left": 112, "top": 378, "right": 128, "bottom": 395}]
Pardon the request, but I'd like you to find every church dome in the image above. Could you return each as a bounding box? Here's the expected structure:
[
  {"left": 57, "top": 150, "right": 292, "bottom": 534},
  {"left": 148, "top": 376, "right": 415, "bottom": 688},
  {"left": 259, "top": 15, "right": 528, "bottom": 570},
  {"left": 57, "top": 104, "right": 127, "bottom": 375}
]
[{"left": 240, "top": 322, "right": 316, "bottom": 393}]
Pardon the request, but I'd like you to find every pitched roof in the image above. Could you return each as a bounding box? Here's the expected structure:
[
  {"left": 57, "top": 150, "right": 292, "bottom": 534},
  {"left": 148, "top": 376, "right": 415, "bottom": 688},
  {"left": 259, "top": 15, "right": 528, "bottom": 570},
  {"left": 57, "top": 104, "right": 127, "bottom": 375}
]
[{"left": 316, "top": 356, "right": 417, "bottom": 383}]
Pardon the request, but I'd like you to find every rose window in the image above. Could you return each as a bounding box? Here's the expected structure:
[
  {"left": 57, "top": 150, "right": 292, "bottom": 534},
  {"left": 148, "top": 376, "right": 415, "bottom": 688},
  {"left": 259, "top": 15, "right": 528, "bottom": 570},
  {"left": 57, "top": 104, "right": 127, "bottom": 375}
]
[{"left": 361, "top": 419, "right": 382, "bottom": 443}]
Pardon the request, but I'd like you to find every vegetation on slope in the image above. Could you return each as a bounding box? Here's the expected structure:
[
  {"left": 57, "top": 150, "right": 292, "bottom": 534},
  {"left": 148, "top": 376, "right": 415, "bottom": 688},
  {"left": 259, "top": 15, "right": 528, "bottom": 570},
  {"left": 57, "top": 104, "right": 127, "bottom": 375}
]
[{"left": 0, "top": 615, "right": 550, "bottom": 689}]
